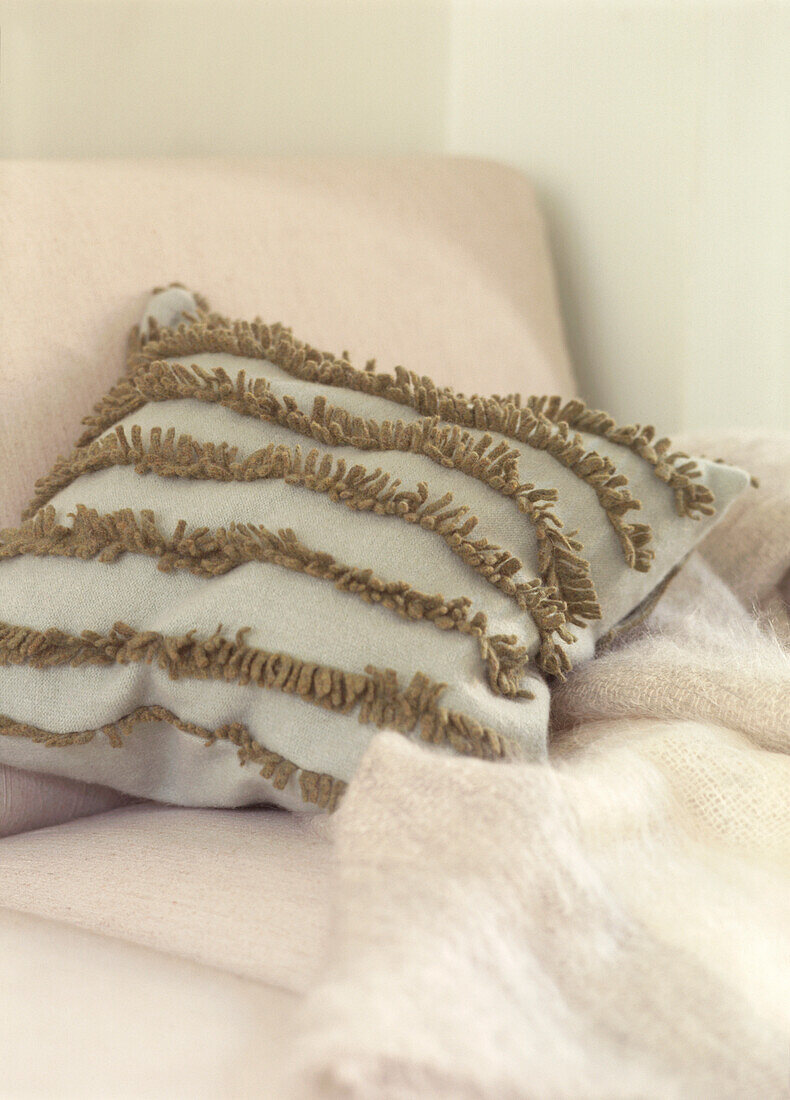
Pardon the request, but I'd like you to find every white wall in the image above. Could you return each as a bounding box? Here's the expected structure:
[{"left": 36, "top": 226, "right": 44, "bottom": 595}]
[
  {"left": 446, "top": 1, "right": 790, "bottom": 433},
  {"left": 2, "top": 0, "right": 788, "bottom": 432},
  {"left": 0, "top": 1, "right": 452, "bottom": 157}
]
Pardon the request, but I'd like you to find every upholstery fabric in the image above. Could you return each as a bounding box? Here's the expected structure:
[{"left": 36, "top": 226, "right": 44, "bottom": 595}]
[
  {"left": 0, "top": 765, "right": 133, "bottom": 840},
  {"left": 0, "top": 803, "right": 331, "bottom": 991},
  {"left": 0, "top": 908, "right": 301, "bottom": 1099}
]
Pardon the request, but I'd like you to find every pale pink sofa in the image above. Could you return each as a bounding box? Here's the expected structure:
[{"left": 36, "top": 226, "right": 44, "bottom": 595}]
[{"left": 0, "top": 157, "right": 574, "bottom": 1094}]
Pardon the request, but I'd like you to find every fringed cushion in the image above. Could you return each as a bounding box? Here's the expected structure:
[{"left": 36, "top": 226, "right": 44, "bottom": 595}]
[{"left": 0, "top": 287, "right": 750, "bottom": 811}]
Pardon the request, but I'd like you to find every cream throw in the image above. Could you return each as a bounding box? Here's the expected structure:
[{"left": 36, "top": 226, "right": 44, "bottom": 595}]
[{"left": 288, "top": 434, "right": 790, "bottom": 1098}]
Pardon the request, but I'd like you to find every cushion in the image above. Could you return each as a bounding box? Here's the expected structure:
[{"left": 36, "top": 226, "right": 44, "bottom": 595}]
[{"left": 0, "top": 287, "right": 749, "bottom": 812}]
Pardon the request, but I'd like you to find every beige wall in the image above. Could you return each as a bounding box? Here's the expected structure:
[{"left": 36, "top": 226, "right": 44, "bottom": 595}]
[{"left": 2, "top": 0, "right": 788, "bottom": 432}]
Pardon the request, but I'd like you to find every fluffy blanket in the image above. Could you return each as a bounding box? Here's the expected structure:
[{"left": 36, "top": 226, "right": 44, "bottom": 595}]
[{"left": 288, "top": 433, "right": 790, "bottom": 1099}]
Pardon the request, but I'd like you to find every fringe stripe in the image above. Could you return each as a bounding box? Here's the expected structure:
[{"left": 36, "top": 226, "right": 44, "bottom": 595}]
[
  {"left": 22, "top": 428, "right": 574, "bottom": 677},
  {"left": 526, "top": 397, "right": 716, "bottom": 520},
  {"left": 123, "top": 309, "right": 666, "bottom": 568},
  {"left": 1, "top": 505, "right": 536, "bottom": 700},
  {"left": 133, "top": 361, "right": 603, "bottom": 629},
  {"left": 0, "top": 621, "right": 519, "bottom": 764},
  {"left": 76, "top": 377, "right": 146, "bottom": 448},
  {"left": 0, "top": 704, "right": 346, "bottom": 811},
  {"left": 72, "top": 364, "right": 602, "bottom": 631}
]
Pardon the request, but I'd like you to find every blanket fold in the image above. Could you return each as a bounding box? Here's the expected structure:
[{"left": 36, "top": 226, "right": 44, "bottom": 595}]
[{"left": 288, "top": 432, "right": 790, "bottom": 1099}]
